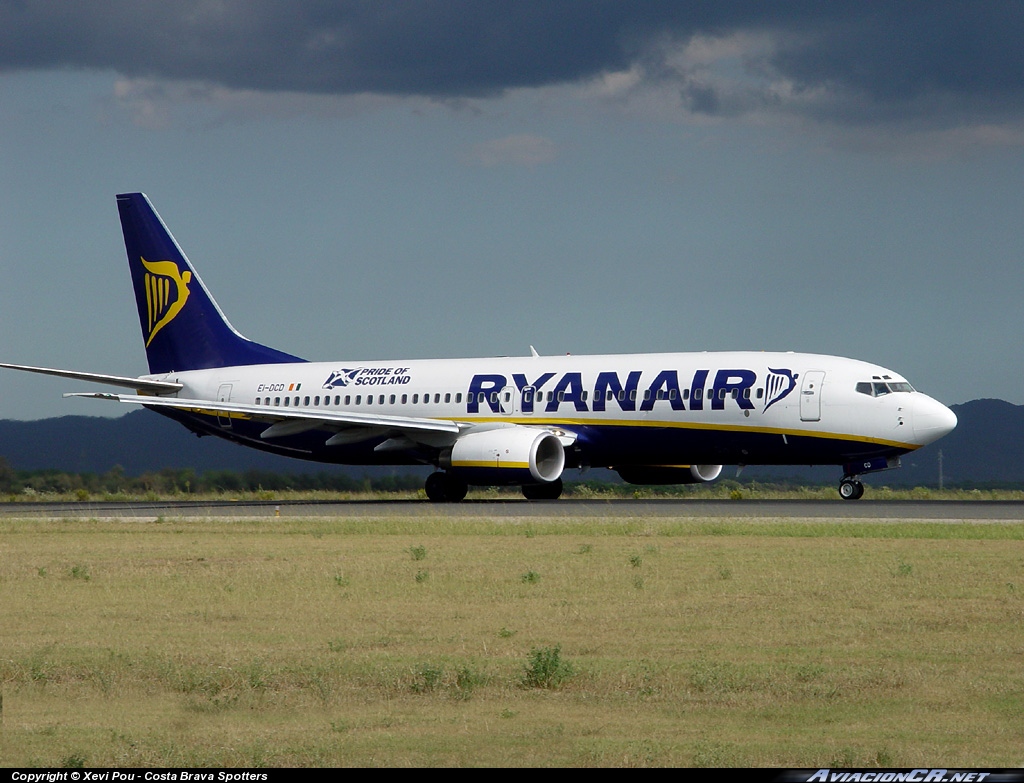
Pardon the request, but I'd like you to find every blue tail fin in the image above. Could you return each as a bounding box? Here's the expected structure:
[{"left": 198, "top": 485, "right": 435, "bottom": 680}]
[{"left": 117, "top": 193, "right": 304, "bottom": 374}]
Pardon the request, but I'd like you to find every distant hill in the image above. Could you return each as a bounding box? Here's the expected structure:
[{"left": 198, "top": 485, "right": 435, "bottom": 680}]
[
  {"left": 0, "top": 409, "right": 422, "bottom": 481},
  {"left": 0, "top": 399, "right": 1019, "bottom": 486},
  {"left": 700, "top": 398, "right": 1024, "bottom": 487}
]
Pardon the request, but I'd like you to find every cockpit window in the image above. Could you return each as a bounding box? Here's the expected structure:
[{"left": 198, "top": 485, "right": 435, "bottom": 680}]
[{"left": 856, "top": 380, "right": 916, "bottom": 397}]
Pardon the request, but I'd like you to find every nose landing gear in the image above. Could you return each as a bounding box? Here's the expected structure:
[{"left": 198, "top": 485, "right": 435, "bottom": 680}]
[
  {"left": 838, "top": 456, "right": 901, "bottom": 500},
  {"left": 838, "top": 477, "right": 865, "bottom": 500}
]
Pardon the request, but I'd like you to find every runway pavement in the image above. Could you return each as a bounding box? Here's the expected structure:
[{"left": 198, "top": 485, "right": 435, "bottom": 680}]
[{"left": 2, "top": 498, "right": 1022, "bottom": 520}]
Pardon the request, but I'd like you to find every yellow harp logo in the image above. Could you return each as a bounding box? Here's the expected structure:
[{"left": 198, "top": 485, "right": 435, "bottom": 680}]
[{"left": 141, "top": 257, "right": 192, "bottom": 347}]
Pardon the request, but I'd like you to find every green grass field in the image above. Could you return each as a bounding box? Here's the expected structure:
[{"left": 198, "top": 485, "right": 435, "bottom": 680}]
[{"left": 1, "top": 515, "right": 1022, "bottom": 767}]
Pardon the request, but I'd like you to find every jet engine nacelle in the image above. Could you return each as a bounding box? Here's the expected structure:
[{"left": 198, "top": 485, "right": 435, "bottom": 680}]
[
  {"left": 442, "top": 426, "right": 565, "bottom": 486},
  {"left": 616, "top": 464, "right": 723, "bottom": 485}
]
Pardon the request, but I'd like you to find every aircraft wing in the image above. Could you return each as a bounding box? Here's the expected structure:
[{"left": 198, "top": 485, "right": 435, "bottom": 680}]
[
  {"left": 64, "top": 392, "right": 464, "bottom": 438},
  {"left": 0, "top": 363, "right": 182, "bottom": 394}
]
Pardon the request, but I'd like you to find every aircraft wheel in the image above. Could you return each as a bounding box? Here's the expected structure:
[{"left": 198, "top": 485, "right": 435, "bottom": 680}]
[
  {"left": 522, "top": 478, "right": 563, "bottom": 501},
  {"left": 425, "top": 471, "right": 467, "bottom": 503},
  {"left": 425, "top": 472, "right": 449, "bottom": 502},
  {"left": 839, "top": 478, "right": 864, "bottom": 500},
  {"left": 445, "top": 474, "right": 468, "bottom": 502}
]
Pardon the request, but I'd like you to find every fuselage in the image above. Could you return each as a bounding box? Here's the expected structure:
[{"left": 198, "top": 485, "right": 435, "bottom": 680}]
[{"left": 147, "top": 350, "right": 957, "bottom": 471}]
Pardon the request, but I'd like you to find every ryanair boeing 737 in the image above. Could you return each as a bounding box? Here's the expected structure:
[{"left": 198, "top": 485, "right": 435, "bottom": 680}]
[{"left": 1, "top": 193, "right": 957, "bottom": 501}]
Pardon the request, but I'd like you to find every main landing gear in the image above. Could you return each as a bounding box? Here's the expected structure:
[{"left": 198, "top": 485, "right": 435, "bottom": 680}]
[
  {"left": 423, "top": 473, "right": 564, "bottom": 502},
  {"left": 522, "top": 478, "right": 563, "bottom": 501},
  {"left": 425, "top": 471, "right": 468, "bottom": 503},
  {"left": 838, "top": 476, "right": 865, "bottom": 500}
]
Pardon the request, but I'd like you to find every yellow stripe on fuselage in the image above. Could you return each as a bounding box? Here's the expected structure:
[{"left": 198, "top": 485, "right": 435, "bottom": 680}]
[{"left": 459, "top": 416, "right": 920, "bottom": 451}]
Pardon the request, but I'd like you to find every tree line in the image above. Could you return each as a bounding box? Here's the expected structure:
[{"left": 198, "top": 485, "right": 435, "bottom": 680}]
[
  {"left": 0, "top": 457, "right": 423, "bottom": 497},
  {"left": 1, "top": 457, "right": 1018, "bottom": 500}
]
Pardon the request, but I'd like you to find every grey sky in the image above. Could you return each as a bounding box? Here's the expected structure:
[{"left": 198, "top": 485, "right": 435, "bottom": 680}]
[{"left": 2, "top": 2, "right": 1023, "bottom": 419}]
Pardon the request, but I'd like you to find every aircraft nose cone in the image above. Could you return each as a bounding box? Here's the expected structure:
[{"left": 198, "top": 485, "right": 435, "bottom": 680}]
[{"left": 912, "top": 395, "right": 957, "bottom": 445}]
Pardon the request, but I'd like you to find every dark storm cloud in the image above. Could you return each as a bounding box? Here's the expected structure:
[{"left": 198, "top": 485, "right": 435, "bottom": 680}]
[{"left": 2, "top": 1, "right": 1023, "bottom": 125}]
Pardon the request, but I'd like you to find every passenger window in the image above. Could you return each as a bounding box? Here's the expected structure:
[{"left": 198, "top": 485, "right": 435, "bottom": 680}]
[
  {"left": 304, "top": 396, "right": 310, "bottom": 406},
  {"left": 401, "top": 394, "right": 407, "bottom": 404},
  {"left": 456, "top": 393, "right": 462, "bottom": 403},
  {"left": 283, "top": 398, "right": 289, "bottom": 407},
  {"left": 355, "top": 395, "right": 362, "bottom": 405},
  {"left": 254, "top": 398, "right": 260, "bottom": 405},
  {"left": 434, "top": 394, "right": 440, "bottom": 404},
  {"left": 389, "top": 394, "right": 396, "bottom": 404},
  {"left": 445, "top": 393, "right": 452, "bottom": 403},
  {"left": 274, "top": 397, "right": 280, "bottom": 406},
  {"left": 265, "top": 398, "right": 270, "bottom": 406}
]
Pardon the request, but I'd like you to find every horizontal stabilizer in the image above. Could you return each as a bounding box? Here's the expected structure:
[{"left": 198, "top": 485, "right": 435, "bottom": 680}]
[{"left": 0, "top": 363, "right": 182, "bottom": 393}]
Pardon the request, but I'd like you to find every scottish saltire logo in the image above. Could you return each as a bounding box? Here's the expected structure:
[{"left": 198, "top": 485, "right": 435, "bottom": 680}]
[
  {"left": 764, "top": 367, "right": 798, "bottom": 412},
  {"left": 141, "top": 257, "right": 192, "bottom": 347},
  {"left": 324, "top": 369, "right": 363, "bottom": 389}
]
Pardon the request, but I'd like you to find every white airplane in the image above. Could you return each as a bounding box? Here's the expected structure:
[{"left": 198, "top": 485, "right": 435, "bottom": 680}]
[{"left": 2, "top": 193, "right": 957, "bottom": 501}]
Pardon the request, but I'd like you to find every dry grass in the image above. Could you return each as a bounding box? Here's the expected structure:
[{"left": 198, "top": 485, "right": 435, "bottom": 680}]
[{"left": 1, "top": 515, "right": 1022, "bottom": 767}]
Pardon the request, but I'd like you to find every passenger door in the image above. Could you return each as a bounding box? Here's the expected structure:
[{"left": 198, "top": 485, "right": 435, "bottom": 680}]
[{"left": 800, "top": 371, "right": 825, "bottom": 422}]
